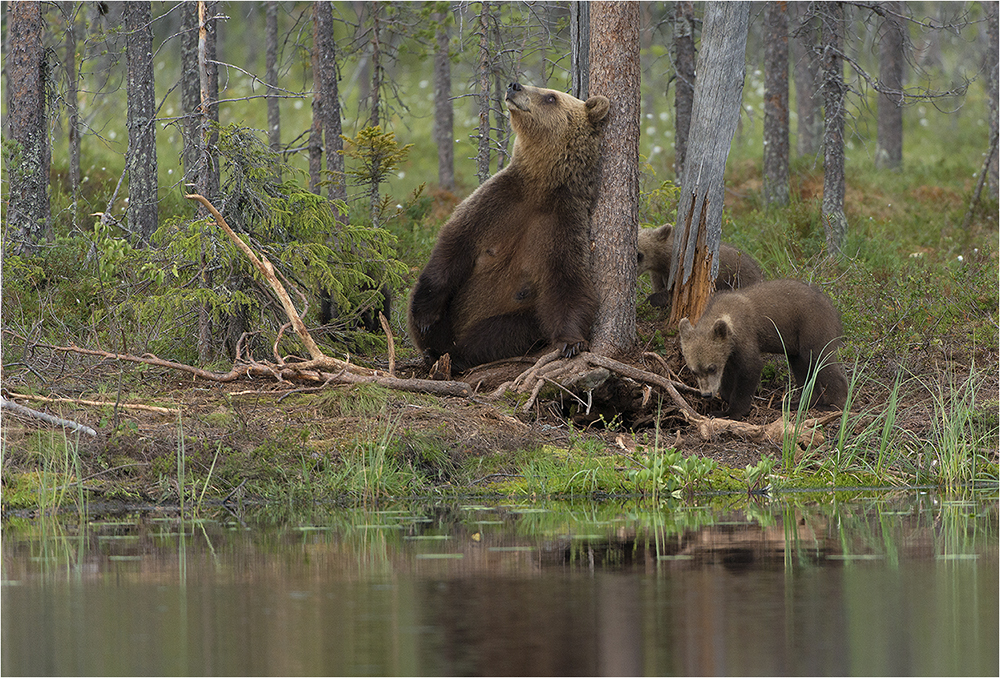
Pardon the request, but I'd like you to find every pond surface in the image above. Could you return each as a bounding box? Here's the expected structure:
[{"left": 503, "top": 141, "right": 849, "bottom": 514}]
[{"left": 2, "top": 491, "right": 997, "bottom": 676}]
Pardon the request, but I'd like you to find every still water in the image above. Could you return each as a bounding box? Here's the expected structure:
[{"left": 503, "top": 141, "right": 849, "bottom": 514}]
[{"left": 2, "top": 492, "right": 997, "bottom": 676}]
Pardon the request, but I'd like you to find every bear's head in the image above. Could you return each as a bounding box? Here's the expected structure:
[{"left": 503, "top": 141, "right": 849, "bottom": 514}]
[
  {"left": 505, "top": 82, "right": 610, "bottom": 187},
  {"left": 637, "top": 224, "right": 674, "bottom": 276},
  {"left": 678, "top": 314, "right": 734, "bottom": 398}
]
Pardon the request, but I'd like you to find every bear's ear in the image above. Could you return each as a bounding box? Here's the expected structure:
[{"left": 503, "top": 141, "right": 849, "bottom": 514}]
[
  {"left": 654, "top": 224, "right": 674, "bottom": 242},
  {"left": 712, "top": 318, "right": 731, "bottom": 340},
  {"left": 678, "top": 317, "right": 693, "bottom": 338},
  {"left": 585, "top": 95, "right": 610, "bottom": 125}
]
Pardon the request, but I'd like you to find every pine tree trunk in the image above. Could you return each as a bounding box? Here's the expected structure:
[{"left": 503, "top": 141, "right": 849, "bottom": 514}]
[
  {"left": 673, "top": 1, "right": 696, "bottom": 180},
  {"left": 791, "top": 2, "right": 822, "bottom": 159},
  {"left": 589, "top": 1, "right": 641, "bottom": 356},
  {"left": 475, "top": 2, "right": 493, "bottom": 185},
  {"left": 7, "top": 0, "right": 50, "bottom": 255},
  {"left": 181, "top": 1, "right": 201, "bottom": 186},
  {"left": 198, "top": 1, "right": 220, "bottom": 204},
  {"left": 63, "top": 2, "right": 81, "bottom": 213},
  {"left": 820, "top": 2, "right": 848, "bottom": 256},
  {"left": 985, "top": 1, "right": 998, "bottom": 193},
  {"left": 124, "top": 1, "right": 159, "bottom": 244},
  {"left": 876, "top": 0, "right": 904, "bottom": 170},
  {"left": 570, "top": 1, "right": 590, "bottom": 100},
  {"left": 265, "top": 1, "right": 281, "bottom": 154},
  {"left": 667, "top": 1, "right": 750, "bottom": 328},
  {"left": 763, "top": 1, "right": 790, "bottom": 207},
  {"left": 433, "top": 8, "right": 455, "bottom": 193}
]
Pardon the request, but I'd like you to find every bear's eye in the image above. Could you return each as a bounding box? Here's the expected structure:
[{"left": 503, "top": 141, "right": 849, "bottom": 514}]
[
  {"left": 637, "top": 252, "right": 644, "bottom": 263},
  {"left": 545, "top": 94, "right": 557, "bottom": 104},
  {"left": 705, "top": 365, "right": 717, "bottom": 375}
]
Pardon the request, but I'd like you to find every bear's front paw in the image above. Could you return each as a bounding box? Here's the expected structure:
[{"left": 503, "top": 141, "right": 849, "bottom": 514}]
[
  {"left": 410, "top": 295, "right": 444, "bottom": 334},
  {"left": 558, "top": 339, "right": 588, "bottom": 359}
]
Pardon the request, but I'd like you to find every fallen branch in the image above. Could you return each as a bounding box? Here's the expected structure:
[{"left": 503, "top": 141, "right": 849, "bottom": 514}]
[
  {"left": 1, "top": 396, "right": 98, "bottom": 437},
  {"left": 186, "top": 193, "right": 324, "bottom": 361},
  {"left": 7, "top": 392, "right": 179, "bottom": 414}
]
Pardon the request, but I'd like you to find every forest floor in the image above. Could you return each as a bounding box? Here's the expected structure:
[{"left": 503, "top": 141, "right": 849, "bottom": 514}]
[{"left": 3, "top": 315, "right": 997, "bottom": 512}]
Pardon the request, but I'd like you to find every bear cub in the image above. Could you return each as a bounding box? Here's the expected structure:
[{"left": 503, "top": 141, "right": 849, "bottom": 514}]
[
  {"left": 408, "top": 83, "right": 610, "bottom": 372},
  {"left": 678, "top": 279, "right": 848, "bottom": 420},
  {"left": 638, "top": 224, "right": 764, "bottom": 307}
]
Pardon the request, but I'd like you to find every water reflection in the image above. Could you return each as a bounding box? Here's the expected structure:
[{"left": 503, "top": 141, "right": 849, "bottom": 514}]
[{"left": 2, "top": 492, "right": 997, "bottom": 676}]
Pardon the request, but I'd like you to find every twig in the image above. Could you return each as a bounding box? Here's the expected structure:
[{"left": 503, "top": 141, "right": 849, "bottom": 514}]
[
  {"left": 379, "top": 312, "right": 395, "bottom": 378},
  {"left": 961, "top": 127, "right": 999, "bottom": 231}
]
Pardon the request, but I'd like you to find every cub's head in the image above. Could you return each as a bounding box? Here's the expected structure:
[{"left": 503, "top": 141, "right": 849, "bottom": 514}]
[
  {"left": 637, "top": 224, "right": 674, "bottom": 276},
  {"left": 505, "top": 82, "right": 609, "bottom": 178},
  {"left": 678, "top": 314, "right": 734, "bottom": 398}
]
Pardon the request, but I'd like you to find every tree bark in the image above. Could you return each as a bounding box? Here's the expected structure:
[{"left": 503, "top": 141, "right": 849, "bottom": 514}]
[
  {"left": 570, "top": 1, "right": 590, "bottom": 100},
  {"left": 673, "top": 1, "right": 696, "bottom": 180},
  {"left": 265, "top": 1, "right": 281, "bottom": 154},
  {"left": 63, "top": 2, "right": 81, "bottom": 211},
  {"left": 368, "top": 2, "right": 383, "bottom": 130},
  {"left": 763, "top": 1, "right": 790, "bottom": 207},
  {"left": 791, "top": 2, "right": 822, "bottom": 159},
  {"left": 667, "top": 1, "right": 750, "bottom": 328},
  {"left": 819, "top": 2, "right": 848, "bottom": 257},
  {"left": 181, "top": 1, "right": 201, "bottom": 185},
  {"left": 196, "top": 0, "right": 220, "bottom": 363},
  {"left": 433, "top": 7, "right": 455, "bottom": 192},
  {"left": 589, "top": 1, "right": 641, "bottom": 356},
  {"left": 475, "top": 2, "right": 494, "bottom": 185},
  {"left": 876, "top": 0, "right": 904, "bottom": 170},
  {"left": 310, "top": 0, "right": 346, "bottom": 209},
  {"left": 7, "top": 0, "right": 50, "bottom": 255},
  {"left": 124, "top": 1, "right": 159, "bottom": 244},
  {"left": 985, "top": 0, "right": 998, "bottom": 193}
]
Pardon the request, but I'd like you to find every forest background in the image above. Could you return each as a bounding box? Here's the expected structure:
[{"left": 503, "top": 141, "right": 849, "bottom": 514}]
[{"left": 1, "top": 1, "right": 998, "bottom": 508}]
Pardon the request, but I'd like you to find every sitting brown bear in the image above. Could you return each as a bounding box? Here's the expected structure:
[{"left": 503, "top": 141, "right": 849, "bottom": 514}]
[
  {"left": 408, "top": 82, "right": 610, "bottom": 372},
  {"left": 638, "top": 224, "right": 765, "bottom": 307}
]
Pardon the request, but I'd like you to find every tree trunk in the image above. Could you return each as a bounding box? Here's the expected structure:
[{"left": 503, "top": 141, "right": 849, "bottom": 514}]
[
  {"left": 368, "top": 2, "right": 383, "bottom": 130},
  {"left": 763, "top": 1, "right": 790, "bottom": 207},
  {"left": 667, "top": 1, "right": 750, "bottom": 328},
  {"left": 819, "top": 2, "right": 848, "bottom": 257},
  {"left": 876, "top": 0, "right": 904, "bottom": 170},
  {"left": 433, "top": 7, "right": 455, "bottom": 192},
  {"left": 7, "top": 0, "right": 50, "bottom": 255},
  {"left": 124, "top": 1, "right": 159, "bottom": 244},
  {"left": 265, "top": 1, "right": 281, "bottom": 154},
  {"left": 791, "top": 2, "right": 822, "bottom": 159},
  {"left": 63, "top": 1, "right": 81, "bottom": 213},
  {"left": 673, "top": 1, "right": 696, "bottom": 181},
  {"left": 199, "top": 1, "right": 220, "bottom": 205},
  {"left": 589, "top": 1, "right": 641, "bottom": 356},
  {"left": 181, "top": 1, "right": 201, "bottom": 186},
  {"left": 475, "top": 2, "right": 493, "bottom": 185},
  {"left": 985, "top": 0, "right": 998, "bottom": 193},
  {"left": 570, "top": 1, "right": 590, "bottom": 100},
  {"left": 196, "top": 0, "right": 220, "bottom": 363},
  {"left": 310, "top": 0, "right": 345, "bottom": 209}
]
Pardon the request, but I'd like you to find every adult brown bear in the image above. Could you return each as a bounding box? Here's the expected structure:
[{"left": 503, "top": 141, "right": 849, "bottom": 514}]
[{"left": 408, "top": 82, "right": 610, "bottom": 372}]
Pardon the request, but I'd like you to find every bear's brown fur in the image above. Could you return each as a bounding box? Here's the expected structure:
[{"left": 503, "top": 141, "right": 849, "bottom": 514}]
[
  {"left": 638, "top": 224, "right": 765, "bottom": 307},
  {"left": 678, "top": 279, "right": 848, "bottom": 420},
  {"left": 408, "top": 82, "right": 610, "bottom": 372}
]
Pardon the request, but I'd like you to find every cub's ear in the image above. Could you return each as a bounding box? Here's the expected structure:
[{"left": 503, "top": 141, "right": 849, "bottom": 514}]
[
  {"left": 586, "top": 95, "right": 610, "bottom": 125},
  {"left": 678, "top": 317, "right": 693, "bottom": 338},
  {"left": 712, "top": 318, "right": 731, "bottom": 340},
  {"left": 654, "top": 224, "right": 674, "bottom": 242}
]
